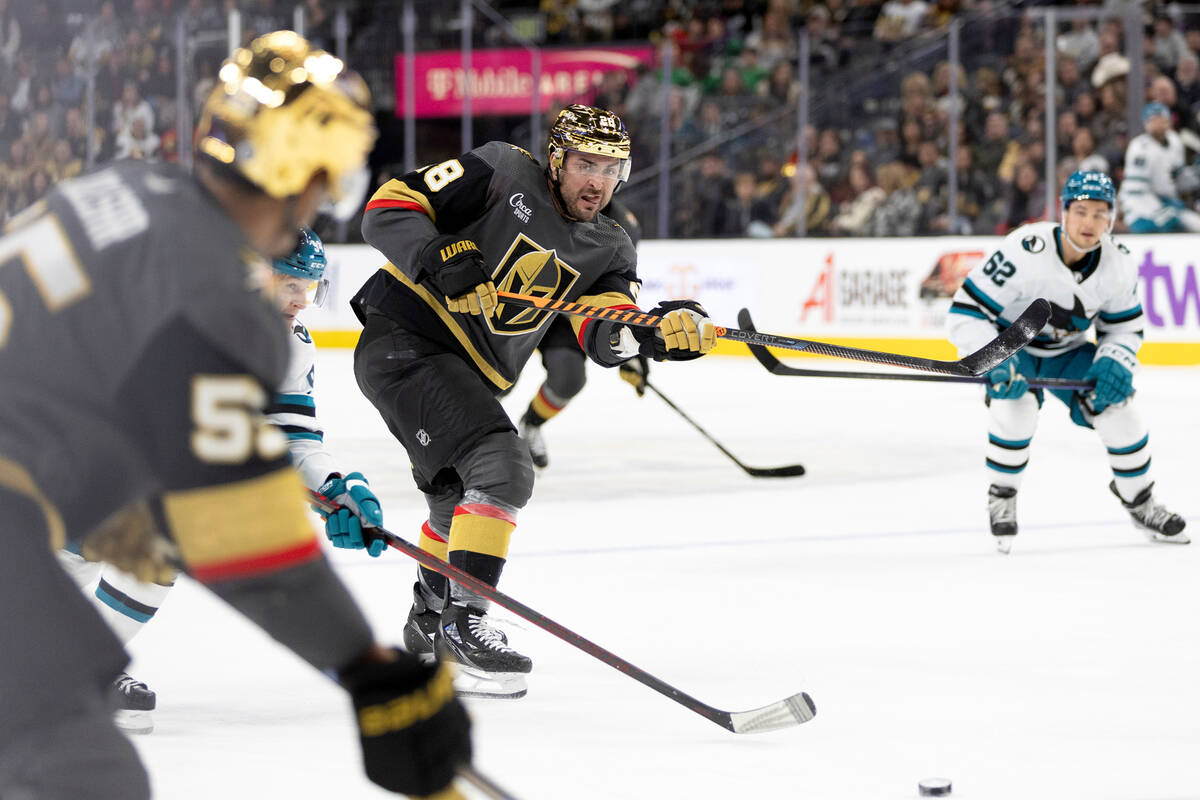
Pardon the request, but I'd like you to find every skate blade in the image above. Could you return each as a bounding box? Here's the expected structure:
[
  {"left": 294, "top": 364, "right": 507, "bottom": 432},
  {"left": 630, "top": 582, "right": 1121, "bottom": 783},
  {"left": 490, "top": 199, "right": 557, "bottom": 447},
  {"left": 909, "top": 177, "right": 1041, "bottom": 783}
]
[
  {"left": 994, "top": 535, "right": 1014, "bottom": 554},
  {"left": 1147, "top": 530, "right": 1191, "bottom": 544},
  {"left": 114, "top": 709, "right": 154, "bottom": 735},
  {"left": 452, "top": 666, "right": 527, "bottom": 700}
]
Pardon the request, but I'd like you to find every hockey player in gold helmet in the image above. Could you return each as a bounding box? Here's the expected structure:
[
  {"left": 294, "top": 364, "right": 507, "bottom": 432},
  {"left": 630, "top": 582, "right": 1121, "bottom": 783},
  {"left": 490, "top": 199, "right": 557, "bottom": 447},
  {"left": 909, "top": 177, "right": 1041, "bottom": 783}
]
[
  {"left": 1, "top": 30, "right": 470, "bottom": 800},
  {"left": 545, "top": 103, "right": 632, "bottom": 221}
]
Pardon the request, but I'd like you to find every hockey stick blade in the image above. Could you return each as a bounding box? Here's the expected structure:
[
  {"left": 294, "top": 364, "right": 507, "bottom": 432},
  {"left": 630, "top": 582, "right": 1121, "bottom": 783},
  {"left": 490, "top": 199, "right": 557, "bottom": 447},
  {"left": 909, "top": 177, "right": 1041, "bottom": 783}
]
[
  {"left": 737, "top": 309, "right": 1092, "bottom": 391},
  {"left": 311, "top": 491, "right": 816, "bottom": 734},
  {"left": 644, "top": 380, "right": 804, "bottom": 478},
  {"left": 499, "top": 292, "right": 1049, "bottom": 376}
]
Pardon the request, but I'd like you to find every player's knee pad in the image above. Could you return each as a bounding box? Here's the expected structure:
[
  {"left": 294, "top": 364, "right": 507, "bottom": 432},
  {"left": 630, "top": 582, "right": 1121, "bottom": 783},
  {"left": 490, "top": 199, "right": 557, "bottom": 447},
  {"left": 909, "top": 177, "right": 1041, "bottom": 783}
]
[
  {"left": 987, "top": 391, "right": 1040, "bottom": 439},
  {"left": 457, "top": 430, "right": 535, "bottom": 511},
  {"left": 541, "top": 346, "right": 588, "bottom": 399}
]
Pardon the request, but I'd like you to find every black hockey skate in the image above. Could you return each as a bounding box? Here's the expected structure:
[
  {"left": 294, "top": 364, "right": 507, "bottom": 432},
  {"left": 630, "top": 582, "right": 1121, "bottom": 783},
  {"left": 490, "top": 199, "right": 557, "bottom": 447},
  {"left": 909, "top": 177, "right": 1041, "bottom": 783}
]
[
  {"left": 112, "top": 672, "right": 156, "bottom": 735},
  {"left": 988, "top": 484, "right": 1018, "bottom": 554},
  {"left": 402, "top": 583, "right": 441, "bottom": 662},
  {"left": 437, "top": 602, "right": 531, "bottom": 700},
  {"left": 1111, "top": 481, "right": 1189, "bottom": 544}
]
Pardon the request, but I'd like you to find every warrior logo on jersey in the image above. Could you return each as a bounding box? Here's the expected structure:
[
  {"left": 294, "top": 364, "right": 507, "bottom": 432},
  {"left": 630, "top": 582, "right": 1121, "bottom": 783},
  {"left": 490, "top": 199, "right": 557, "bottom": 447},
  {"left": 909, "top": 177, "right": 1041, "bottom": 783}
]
[{"left": 488, "top": 233, "right": 581, "bottom": 335}]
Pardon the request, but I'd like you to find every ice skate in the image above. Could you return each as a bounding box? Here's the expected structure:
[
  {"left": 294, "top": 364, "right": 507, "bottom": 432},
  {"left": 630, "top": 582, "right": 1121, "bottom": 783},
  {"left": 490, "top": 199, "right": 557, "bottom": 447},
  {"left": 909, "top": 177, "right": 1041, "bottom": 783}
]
[
  {"left": 1111, "top": 481, "right": 1189, "bottom": 544},
  {"left": 988, "top": 484, "right": 1018, "bottom": 554},
  {"left": 402, "top": 582, "right": 441, "bottom": 662},
  {"left": 112, "top": 672, "right": 155, "bottom": 735},
  {"left": 437, "top": 603, "right": 531, "bottom": 699},
  {"left": 518, "top": 419, "right": 548, "bottom": 469}
]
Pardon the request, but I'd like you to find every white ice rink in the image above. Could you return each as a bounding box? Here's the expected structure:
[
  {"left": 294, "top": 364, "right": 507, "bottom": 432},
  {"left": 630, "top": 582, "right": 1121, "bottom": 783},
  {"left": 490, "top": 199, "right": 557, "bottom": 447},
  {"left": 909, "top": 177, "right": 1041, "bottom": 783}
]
[{"left": 130, "top": 349, "right": 1200, "bottom": 800}]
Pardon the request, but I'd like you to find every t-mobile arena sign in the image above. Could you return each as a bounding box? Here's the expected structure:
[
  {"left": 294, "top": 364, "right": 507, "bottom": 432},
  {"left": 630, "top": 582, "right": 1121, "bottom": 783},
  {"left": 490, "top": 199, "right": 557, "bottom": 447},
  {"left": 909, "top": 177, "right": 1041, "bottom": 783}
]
[{"left": 394, "top": 46, "right": 652, "bottom": 117}]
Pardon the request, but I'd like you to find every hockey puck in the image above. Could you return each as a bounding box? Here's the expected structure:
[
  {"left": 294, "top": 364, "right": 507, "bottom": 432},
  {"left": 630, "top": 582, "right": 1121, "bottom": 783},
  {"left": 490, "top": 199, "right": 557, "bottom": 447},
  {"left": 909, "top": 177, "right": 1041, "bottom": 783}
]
[{"left": 918, "top": 778, "right": 952, "bottom": 796}]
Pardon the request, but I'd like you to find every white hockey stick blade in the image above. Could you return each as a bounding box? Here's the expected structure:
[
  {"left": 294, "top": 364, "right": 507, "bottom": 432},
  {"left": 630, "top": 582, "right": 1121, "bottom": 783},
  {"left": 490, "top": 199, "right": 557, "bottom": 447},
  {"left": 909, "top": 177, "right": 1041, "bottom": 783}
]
[{"left": 726, "top": 691, "right": 817, "bottom": 733}]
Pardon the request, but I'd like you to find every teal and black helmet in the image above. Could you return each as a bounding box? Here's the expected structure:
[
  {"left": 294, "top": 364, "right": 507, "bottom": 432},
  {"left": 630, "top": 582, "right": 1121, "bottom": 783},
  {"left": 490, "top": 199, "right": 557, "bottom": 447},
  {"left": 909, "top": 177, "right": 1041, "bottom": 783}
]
[{"left": 1061, "top": 170, "right": 1116, "bottom": 209}]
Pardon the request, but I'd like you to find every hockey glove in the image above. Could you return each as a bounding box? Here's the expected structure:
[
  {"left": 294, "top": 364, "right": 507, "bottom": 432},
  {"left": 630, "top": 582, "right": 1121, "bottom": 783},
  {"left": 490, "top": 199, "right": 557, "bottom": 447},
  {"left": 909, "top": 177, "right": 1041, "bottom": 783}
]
[
  {"left": 618, "top": 355, "right": 650, "bottom": 396},
  {"left": 419, "top": 235, "right": 497, "bottom": 317},
  {"left": 315, "top": 472, "right": 385, "bottom": 557},
  {"left": 985, "top": 355, "right": 1030, "bottom": 400},
  {"left": 1083, "top": 342, "right": 1137, "bottom": 413},
  {"left": 633, "top": 300, "right": 717, "bottom": 361},
  {"left": 340, "top": 650, "right": 471, "bottom": 797}
]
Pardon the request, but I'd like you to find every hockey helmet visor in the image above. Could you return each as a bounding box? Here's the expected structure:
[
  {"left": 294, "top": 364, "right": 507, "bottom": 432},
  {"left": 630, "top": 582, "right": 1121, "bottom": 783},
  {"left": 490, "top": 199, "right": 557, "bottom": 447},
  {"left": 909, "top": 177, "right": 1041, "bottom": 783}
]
[
  {"left": 548, "top": 104, "right": 632, "bottom": 182},
  {"left": 272, "top": 227, "right": 330, "bottom": 307}
]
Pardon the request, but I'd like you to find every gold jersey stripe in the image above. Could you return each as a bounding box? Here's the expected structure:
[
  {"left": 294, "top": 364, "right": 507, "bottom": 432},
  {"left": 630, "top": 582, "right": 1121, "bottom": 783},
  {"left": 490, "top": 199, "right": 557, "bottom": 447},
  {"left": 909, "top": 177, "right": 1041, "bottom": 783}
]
[
  {"left": 447, "top": 512, "right": 515, "bottom": 560},
  {"left": 0, "top": 454, "right": 66, "bottom": 550},
  {"left": 163, "top": 467, "right": 318, "bottom": 570},
  {"left": 368, "top": 179, "right": 436, "bottom": 222},
  {"left": 380, "top": 263, "right": 513, "bottom": 390}
]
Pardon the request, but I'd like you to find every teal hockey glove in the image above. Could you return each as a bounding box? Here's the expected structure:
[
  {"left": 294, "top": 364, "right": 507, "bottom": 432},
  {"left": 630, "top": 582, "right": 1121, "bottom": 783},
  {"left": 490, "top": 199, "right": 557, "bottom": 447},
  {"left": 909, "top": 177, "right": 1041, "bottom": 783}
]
[
  {"left": 986, "top": 355, "right": 1029, "bottom": 400},
  {"left": 315, "top": 472, "right": 385, "bottom": 557},
  {"left": 1084, "top": 343, "right": 1137, "bottom": 413}
]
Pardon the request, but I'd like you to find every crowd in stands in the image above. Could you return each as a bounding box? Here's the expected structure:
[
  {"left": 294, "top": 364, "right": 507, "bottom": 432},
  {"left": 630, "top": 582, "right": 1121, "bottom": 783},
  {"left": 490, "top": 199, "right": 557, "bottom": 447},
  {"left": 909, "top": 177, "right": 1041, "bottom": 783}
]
[{"left": 6, "top": 0, "right": 1200, "bottom": 242}]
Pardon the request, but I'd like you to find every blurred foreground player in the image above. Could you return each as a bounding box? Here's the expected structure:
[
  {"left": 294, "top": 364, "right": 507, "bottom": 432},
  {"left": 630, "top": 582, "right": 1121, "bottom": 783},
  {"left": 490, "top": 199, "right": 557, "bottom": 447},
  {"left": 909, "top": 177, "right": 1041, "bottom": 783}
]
[
  {"left": 351, "top": 104, "right": 716, "bottom": 698},
  {"left": 515, "top": 197, "right": 648, "bottom": 468},
  {"left": 948, "top": 170, "right": 1187, "bottom": 553},
  {"left": 54, "top": 227, "right": 387, "bottom": 736},
  {"left": 0, "top": 32, "right": 468, "bottom": 800}
]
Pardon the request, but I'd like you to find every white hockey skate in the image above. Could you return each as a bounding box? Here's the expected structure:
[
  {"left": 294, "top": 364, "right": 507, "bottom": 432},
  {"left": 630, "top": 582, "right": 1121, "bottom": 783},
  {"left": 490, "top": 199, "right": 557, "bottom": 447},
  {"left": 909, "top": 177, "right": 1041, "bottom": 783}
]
[
  {"left": 1111, "top": 481, "right": 1189, "bottom": 544},
  {"left": 988, "top": 484, "right": 1018, "bottom": 554},
  {"left": 112, "top": 673, "right": 156, "bottom": 735}
]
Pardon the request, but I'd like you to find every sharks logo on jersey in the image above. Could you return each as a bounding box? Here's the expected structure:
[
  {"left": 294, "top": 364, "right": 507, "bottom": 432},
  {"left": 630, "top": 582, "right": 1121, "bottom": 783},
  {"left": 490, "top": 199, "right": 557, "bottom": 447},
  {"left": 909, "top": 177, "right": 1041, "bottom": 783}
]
[
  {"left": 1047, "top": 295, "right": 1092, "bottom": 334},
  {"left": 489, "top": 233, "right": 581, "bottom": 335}
]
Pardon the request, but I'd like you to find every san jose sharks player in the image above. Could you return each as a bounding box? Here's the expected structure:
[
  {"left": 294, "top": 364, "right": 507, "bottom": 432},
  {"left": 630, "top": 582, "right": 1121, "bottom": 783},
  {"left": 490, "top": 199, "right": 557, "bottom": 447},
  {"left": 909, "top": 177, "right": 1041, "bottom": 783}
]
[
  {"left": 351, "top": 104, "right": 716, "bottom": 698},
  {"left": 948, "top": 170, "right": 1187, "bottom": 553},
  {"left": 1118, "top": 102, "right": 1200, "bottom": 232},
  {"left": 54, "top": 228, "right": 387, "bottom": 735}
]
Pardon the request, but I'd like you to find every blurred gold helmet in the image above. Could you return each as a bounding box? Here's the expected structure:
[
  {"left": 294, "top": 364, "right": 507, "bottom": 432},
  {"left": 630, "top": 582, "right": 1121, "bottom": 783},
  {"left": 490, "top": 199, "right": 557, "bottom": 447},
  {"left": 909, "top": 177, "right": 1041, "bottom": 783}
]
[
  {"left": 548, "top": 104, "right": 631, "bottom": 181},
  {"left": 195, "top": 31, "right": 377, "bottom": 218}
]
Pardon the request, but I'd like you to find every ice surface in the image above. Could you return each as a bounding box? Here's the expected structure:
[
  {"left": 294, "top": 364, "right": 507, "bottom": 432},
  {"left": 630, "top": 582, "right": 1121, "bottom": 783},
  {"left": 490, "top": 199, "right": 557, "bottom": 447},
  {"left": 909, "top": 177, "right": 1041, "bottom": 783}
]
[{"left": 131, "top": 350, "right": 1200, "bottom": 799}]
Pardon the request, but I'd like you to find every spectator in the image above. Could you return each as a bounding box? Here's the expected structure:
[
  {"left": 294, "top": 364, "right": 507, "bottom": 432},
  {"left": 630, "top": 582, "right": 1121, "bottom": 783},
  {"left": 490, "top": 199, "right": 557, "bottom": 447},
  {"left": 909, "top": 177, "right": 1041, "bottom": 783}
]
[
  {"left": 757, "top": 59, "right": 799, "bottom": 106},
  {"left": 0, "top": 91, "right": 20, "bottom": 149},
  {"left": 20, "top": 110, "right": 55, "bottom": 165},
  {"left": 712, "top": 170, "right": 776, "bottom": 237},
  {"left": 866, "top": 162, "right": 921, "bottom": 236},
  {"left": 773, "top": 162, "right": 832, "bottom": 236},
  {"left": 49, "top": 139, "right": 82, "bottom": 183},
  {"left": 1001, "top": 161, "right": 1045, "bottom": 233},
  {"left": 112, "top": 81, "right": 154, "bottom": 139},
  {"left": 114, "top": 115, "right": 161, "bottom": 161},
  {"left": 1149, "top": 75, "right": 1187, "bottom": 130},
  {"left": 0, "top": 0, "right": 19, "bottom": 68},
  {"left": 1056, "top": 111, "right": 1078, "bottom": 160},
  {"left": 1072, "top": 127, "right": 1110, "bottom": 175},
  {"left": 813, "top": 128, "right": 844, "bottom": 186},
  {"left": 1175, "top": 53, "right": 1200, "bottom": 125},
  {"left": 1152, "top": 13, "right": 1190, "bottom": 73},
  {"left": 874, "top": 0, "right": 931, "bottom": 43},
  {"left": 744, "top": 10, "right": 795, "bottom": 70},
  {"left": 804, "top": 5, "right": 845, "bottom": 74},
  {"left": 52, "top": 57, "right": 86, "bottom": 111},
  {"left": 1057, "top": 20, "right": 1100, "bottom": 73},
  {"left": 829, "top": 163, "right": 885, "bottom": 235},
  {"left": 1056, "top": 56, "right": 1089, "bottom": 106},
  {"left": 1073, "top": 90, "right": 1098, "bottom": 130}
]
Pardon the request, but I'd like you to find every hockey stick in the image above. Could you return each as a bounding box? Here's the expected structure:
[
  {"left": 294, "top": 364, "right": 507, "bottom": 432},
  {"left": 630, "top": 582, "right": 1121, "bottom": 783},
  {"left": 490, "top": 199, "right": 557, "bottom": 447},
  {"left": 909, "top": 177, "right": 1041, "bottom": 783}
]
[
  {"left": 737, "top": 309, "right": 1094, "bottom": 391},
  {"left": 311, "top": 491, "right": 816, "bottom": 734},
  {"left": 459, "top": 765, "right": 521, "bottom": 800},
  {"left": 644, "top": 379, "right": 805, "bottom": 477},
  {"left": 497, "top": 291, "right": 1051, "bottom": 377}
]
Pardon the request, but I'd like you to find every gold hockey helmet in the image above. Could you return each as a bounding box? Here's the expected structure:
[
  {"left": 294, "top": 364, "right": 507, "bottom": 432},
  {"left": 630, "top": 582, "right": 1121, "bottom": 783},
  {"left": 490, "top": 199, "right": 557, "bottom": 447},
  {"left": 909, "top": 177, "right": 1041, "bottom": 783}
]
[
  {"left": 547, "top": 104, "right": 631, "bottom": 181},
  {"left": 195, "top": 31, "right": 377, "bottom": 218}
]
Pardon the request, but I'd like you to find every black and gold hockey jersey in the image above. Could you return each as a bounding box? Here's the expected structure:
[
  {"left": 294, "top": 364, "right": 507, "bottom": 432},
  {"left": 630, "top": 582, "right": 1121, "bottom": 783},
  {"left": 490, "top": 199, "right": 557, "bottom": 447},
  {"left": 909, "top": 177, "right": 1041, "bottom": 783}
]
[
  {"left": 352, "top": 141, "right": 640, "bottom": 391},
  {"left": 0, "top": 160, "right": 319, "bottom": 583}
]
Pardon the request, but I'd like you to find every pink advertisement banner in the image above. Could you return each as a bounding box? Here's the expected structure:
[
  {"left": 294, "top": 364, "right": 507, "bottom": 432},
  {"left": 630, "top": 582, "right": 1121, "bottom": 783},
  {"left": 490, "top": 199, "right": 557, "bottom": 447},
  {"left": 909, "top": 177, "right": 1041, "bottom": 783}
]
[{"left": 394, "top": 46, "right": 652, "bottom": 117}]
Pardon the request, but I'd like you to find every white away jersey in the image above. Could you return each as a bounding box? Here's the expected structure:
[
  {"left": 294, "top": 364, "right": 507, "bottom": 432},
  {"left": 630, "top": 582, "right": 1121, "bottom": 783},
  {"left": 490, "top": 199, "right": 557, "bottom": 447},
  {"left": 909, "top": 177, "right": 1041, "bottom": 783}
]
[
  {"left": 266, "top": 319, "right": 339, "bottom": 490},
  {"left": 1120, "top": 131, "right": 1185, "bottom": 204},
  {"left": 947, "top": 221, "right": 1144, "bottom": 360}
]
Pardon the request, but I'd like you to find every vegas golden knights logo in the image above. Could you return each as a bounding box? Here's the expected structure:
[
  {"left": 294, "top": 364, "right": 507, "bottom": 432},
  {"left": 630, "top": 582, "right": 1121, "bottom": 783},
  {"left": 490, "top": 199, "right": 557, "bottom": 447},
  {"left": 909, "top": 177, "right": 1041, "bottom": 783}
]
[{"left": 489, "top": 233, "right": 580, "bottom": 335}]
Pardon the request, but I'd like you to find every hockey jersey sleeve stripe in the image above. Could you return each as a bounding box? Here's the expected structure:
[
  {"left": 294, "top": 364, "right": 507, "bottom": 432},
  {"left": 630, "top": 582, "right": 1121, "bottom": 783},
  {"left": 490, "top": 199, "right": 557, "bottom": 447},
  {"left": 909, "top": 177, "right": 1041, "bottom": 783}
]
[
  {"left": 266, "top": 400, "right": 316, "bottom": 417},
  {"left": 366, "top": 179, "right": 435, "bottom": 220},
  {"left": 381, "top": 263, "right": 513, "bottom": 390},
  {"left": 163, "top": 466, "right": 323, "bottom": 582},
  {"left": 949, "top": 301, "right": 989, "bottom": 320},
  {"left": 95, "top": 579, "right": 158, "bottom": 622},
  {"left": 961, "top": 278, "right": 1004, "bottom": 316},
  {"left": 1099, "top": 305, "right": 1143, "bottom": 323}
]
